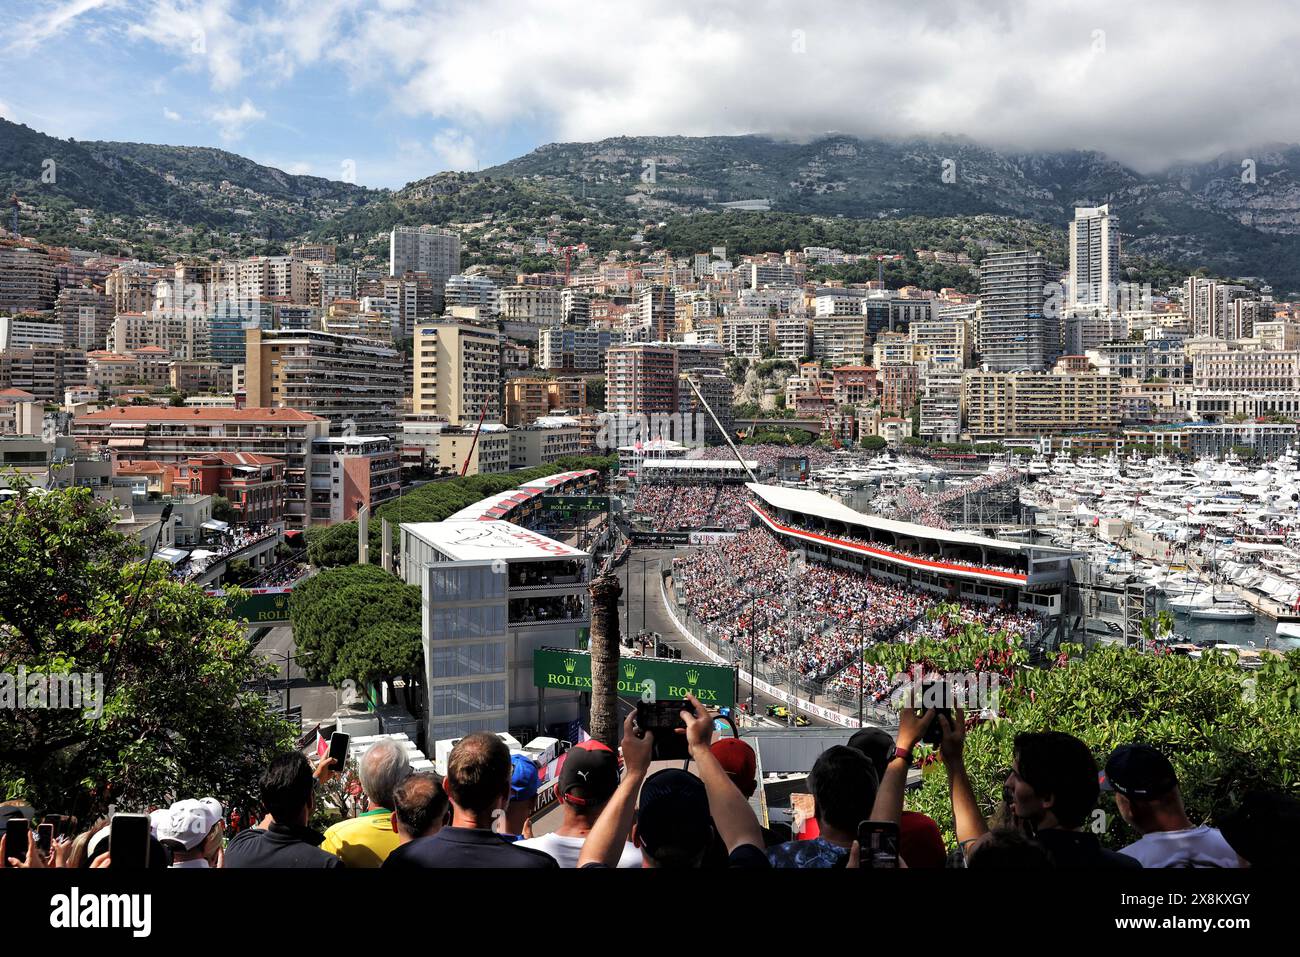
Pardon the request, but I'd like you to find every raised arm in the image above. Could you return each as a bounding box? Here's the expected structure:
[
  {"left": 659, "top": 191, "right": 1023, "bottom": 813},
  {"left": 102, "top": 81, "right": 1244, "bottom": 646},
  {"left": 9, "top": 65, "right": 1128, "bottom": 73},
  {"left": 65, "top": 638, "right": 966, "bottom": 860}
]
[
  {"left": 577, "top": 710, "right": 653, "bottom": 868},
  {"left": 870, "top": 704, "right": 934, "bottom": 825},
  {"left": 939, "top": 711, "right": 988, "bottom": 852},
  {"left": 682, "top": 694, "right": 764, "bottom": 854}
]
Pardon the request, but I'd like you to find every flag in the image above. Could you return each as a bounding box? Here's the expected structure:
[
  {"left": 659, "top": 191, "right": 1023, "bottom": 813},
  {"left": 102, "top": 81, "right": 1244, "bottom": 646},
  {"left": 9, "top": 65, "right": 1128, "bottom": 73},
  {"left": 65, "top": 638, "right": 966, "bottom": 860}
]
[{"left": 316, "top": 729, "right": 329, "bottom": 758}]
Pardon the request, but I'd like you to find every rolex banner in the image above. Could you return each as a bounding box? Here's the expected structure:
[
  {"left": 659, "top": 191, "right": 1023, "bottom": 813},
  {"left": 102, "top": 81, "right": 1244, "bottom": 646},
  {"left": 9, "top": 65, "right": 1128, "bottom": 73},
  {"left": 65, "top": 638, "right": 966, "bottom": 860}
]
[{"left": 534, "top": 648, "right": 735, "bottom": 708}]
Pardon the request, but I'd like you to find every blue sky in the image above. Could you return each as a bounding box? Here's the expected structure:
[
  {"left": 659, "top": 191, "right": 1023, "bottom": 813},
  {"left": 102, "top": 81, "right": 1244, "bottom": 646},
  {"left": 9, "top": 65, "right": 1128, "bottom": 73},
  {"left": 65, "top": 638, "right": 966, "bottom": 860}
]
[{"left": 2, "top": 0, "right": 1296, "bottom": 188}]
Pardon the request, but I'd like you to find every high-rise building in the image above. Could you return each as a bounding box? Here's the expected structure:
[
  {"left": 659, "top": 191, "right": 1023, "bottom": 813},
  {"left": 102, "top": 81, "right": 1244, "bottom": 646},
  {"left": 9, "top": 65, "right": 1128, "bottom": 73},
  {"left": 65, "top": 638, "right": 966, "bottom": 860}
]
[
  {"left": 978, "top": 250, "right": 1058, "bottom": 372},
  {"left": 500, "top": 286, "right": 564, "bottom": 325},
  {"left": 0, "top": 241, "right": 57, "bottom": 313},
  {"left": 55, "top": 285, "right": 113, "bottom": 352},
  {"left": 1068, "top": 205, "right": 1121, "bottom": 308},
  {"left": 445, "top": 274, "right": 501, "bottom": 314},
  {"left": 678, "top": 367, "right": 734, "bottom": 444},
  {"left": 245, "top": 328, "right": 404, "bottom": 437},
  {"left": 412, "top": 320, "right": 502, "bottom": 426},
  {"left": 389, "top": 226, "right": 460, "bottom": 313},
  {"left": 605, "top": 344, "right": 679, "bottom": 416},
  {"left": 538, "top": 326, "right": 618, "bottom": 371},
  {"left": 962, "top": 369, "right": 1121, "bottom": 437},
  {"left": 638, "top": 287, "right": 676, "bottom": 341}
]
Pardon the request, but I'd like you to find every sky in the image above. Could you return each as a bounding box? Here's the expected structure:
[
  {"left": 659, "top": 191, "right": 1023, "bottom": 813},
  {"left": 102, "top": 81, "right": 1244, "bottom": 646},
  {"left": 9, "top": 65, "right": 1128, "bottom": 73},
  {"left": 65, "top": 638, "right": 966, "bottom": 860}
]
[{"left": 2, "top": 0, "right": 1299, "bottom": 189}]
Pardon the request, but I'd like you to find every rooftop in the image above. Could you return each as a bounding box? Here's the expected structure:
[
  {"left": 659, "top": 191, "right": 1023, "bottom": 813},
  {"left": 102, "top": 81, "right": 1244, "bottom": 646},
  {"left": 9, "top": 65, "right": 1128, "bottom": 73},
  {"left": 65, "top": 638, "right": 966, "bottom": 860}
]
[
  {"left": 402, "top": 519, "right": 588, "bottom": 562},
  {"left": 76, "top": 406, "right": 327, "bottom": 423}
]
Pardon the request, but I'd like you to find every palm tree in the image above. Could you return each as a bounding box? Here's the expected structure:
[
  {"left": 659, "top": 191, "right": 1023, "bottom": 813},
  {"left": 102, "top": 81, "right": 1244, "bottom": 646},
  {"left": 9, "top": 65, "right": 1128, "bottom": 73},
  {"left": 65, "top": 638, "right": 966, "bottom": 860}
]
[{"left": 588, "top": 573, "right": 623, "bottom": 750}]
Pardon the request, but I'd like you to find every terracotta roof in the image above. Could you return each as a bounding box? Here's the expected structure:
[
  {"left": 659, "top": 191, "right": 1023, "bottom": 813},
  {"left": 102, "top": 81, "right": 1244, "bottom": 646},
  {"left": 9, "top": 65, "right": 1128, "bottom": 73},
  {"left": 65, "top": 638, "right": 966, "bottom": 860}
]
[
  {"left": 0, "top": 388, "right": 37, "bottom": 401},
  {"left": 190, "top": 451, "right": 285, "bottom": 466},
  {"left": 75, "top": 406, "right": 327, "bottom": 423}
]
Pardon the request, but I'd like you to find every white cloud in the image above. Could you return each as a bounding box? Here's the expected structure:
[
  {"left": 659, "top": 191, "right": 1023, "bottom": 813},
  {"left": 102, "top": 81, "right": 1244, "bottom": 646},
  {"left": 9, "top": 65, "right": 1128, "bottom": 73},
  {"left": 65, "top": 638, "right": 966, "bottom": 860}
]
[
  {"left": 430, "top": 129, "right": 478, "bottom": 171},
  {"left": 9, "top": 1, "right": 1300, "bottom": 171},
  {"left": 162, "top": 107, "right": 182, "bottom": 121},
  {"left": 209, "top": 99, "right": 265, "bottom": 140},
  {"left": 6, "top": 0, "right": 122, "bottom": 55}
]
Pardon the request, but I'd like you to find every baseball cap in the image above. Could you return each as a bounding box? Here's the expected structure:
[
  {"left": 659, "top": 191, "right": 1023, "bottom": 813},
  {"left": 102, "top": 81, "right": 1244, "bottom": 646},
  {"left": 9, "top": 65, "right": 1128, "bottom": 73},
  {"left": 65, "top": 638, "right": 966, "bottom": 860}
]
[
  {"left": 510, "top": 754, "right": 540, "bottom": 803},
  {"left": 1102, "top": 744, "right": 1178, "bottom": 799},
  {"left": 558, "top": 741, "right": 619, "bottom": 807},
  {"left": 1218, "top": 791, "right": 1300, "bottom": 867},
  {"left": 635, "top": 769, "right": 712, "bottom": 865},
  {"left": 0, "top": 803, "right": 35, "bottom": 826},
  {"left": 711, "top": 739, "right": 757, "bottom": 797},
  {"left": 847, "top": 727, "right": 896, "bottom": 780},
  {"left": 150, "top": 798, "right": 224, "bottom": 851}
]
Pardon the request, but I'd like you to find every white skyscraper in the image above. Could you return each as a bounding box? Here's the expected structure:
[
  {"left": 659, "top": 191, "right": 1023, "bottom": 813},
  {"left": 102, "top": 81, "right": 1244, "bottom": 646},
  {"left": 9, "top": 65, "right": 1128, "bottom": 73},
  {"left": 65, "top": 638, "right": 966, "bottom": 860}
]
[{"left": 1068, "top": 205, "right": 1120, "bottom": 308}]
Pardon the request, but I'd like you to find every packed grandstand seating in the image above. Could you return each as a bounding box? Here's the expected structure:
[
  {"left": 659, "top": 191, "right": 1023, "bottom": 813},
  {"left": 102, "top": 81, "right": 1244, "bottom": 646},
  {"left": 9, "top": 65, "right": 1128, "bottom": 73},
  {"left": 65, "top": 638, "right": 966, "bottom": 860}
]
[
  {"left": 693, "top": 444, "right": 838, "bottom": 472},
  {"left": 631, "top": 483, "right": 753, "bottom": 531},
  {"left": 673, "top": 526, "right": 1045, "bottom": 690},
  {"left": 880, "top": 469, "right": 1025, "bottom": 529}
]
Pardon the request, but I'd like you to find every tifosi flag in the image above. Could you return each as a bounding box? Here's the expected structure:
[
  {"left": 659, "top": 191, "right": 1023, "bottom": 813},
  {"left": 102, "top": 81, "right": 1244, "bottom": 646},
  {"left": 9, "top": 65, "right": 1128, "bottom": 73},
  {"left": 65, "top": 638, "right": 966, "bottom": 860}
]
[{"left": 316, "top": 729, "right": 329, "bottom": 758}]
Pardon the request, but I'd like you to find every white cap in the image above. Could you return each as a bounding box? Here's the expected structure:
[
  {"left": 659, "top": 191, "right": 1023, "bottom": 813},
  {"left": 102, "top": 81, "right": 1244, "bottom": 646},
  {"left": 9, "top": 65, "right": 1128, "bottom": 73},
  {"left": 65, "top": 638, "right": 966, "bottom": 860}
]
[{"left": 150, "top": 798, "right": 223, "bottom": 850}]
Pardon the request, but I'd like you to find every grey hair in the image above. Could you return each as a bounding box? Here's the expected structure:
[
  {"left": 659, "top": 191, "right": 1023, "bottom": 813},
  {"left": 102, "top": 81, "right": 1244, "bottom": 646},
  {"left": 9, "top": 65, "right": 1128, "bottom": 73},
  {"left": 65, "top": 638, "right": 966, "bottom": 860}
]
[{"left": 358, "top": 739, "right": 411, "bottom": 809}]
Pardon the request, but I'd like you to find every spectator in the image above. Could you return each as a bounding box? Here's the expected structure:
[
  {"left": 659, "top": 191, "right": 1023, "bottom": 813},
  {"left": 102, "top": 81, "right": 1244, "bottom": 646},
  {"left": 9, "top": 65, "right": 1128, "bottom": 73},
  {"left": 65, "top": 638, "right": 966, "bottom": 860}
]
[
  {"left": 847, "top": 726, "right": 946, "bottom": 867},
  {"left": 966, "top": 828, "right": 1054, "bottom": 869},
  {"left": 381, "top": 773, "right": 450, "bottom": 869},
  {"left": 382, "top": 733, "right": 557, "bottom": 869},
  {"left": 711, "top": 738, "right": 790, "bottom": 847},
  {"left": 224, "top": 753, "right": 342, "bottom": 868},
  {"left": 769, "top": 746, "right": 878, "bottom": 868},
  {"left": 1105, "top": 744, "right": 1240, "bottom": 868},
  {"left": 1218, "top": 791, "right": 1300, "bottom": 868},
  {"left": 516, "top": 741, "right": 642, "bottom": 867},
  {"left": 151, "top": 798, "right": 225, "bottom": 868},
  {"left": 500, "top": 754, "right": 540, "bottom": 840},
  {"left": 1007, "top": 732, "right": 1138, "bottom": 869},
  {"left": 320, "top": 738, "right": 411, "bottom": 868},
  {"left": 579, "top": 697, "right": 769, "bottom": 869}
]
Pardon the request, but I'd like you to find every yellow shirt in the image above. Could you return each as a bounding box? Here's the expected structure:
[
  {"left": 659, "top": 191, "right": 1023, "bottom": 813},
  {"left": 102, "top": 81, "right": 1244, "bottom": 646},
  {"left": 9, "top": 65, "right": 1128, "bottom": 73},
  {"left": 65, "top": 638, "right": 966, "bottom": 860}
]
[{"left": 320, "top": 809, "right": 401, "bottom": 868}]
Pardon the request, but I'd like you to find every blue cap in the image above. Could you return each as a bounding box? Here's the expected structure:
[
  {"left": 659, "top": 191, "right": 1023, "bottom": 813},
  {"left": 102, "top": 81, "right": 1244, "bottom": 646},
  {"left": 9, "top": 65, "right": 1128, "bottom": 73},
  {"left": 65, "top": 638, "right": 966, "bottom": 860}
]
[{"left": 510, "top": 754, "right": 540, "bottom": 802}]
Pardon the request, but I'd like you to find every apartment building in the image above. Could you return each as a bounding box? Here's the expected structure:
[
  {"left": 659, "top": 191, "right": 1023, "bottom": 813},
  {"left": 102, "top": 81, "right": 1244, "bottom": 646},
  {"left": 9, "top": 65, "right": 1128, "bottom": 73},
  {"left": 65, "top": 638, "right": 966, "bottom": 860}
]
[
  {"left": 389, "top": 226, "right": 460, "bottom": 312},
  {"left": 919, "top": 367, "right": 964, "bottom": 443},
  {"left": 0, "top": 316, "right": 64, "bottom": 350},
  {"left": 56, "top": 285, "right": 114, "bottom": 352},
  {"left": 1192, "top": 349, "right": 1300, "bottom": 392},
  {"left": 0, "top": 241, "right": 58, "bottom": 312},
  {"left": 831, "top": 365, "right": 878, "bottom": 407},
  {"left": 71, "top": 406, "right": 330, "bottom": 527},
  {"left": 773, "top": 317, "right": 812, "bottom": 359},
  {"left": 445, "top": 274, "right": 501, "bottom": 314},
  {"left": 509, "top": 423, "right": 583, "bottom": 468},
  {"left": 538, "top": 326, "right": 618, "bottom": 372},
  {"left": 880, "top": 364, "right": 919, "bottom": 416},
  {"left": 245, "top": 328, "right": 404, "bottom": 436},
  {"left": 1068, "top": 205, "right": 1121, "bottom": 307},
  {"left": 909, "top": 318, "right": 971, "bottom": 367},
  {"left": 219, "top": 256, "right": 313, "bottom": 305},
  {"left": 108, "top": 310, "right": 210, "bottom": 361},
  {"left": 433, "top": 426, "right": 511, "bottom": 475},
  {"left": 309, "top": 435, "right": 402, "bottom": 524},
  {"left": 638, "top": 287, "right": 676, "bottom": 341},
  {"left": 605, "top": 344, "right": 678, "bottom": 416},
  {"left": 412, "top": 320, "right": 502, "bottom": 426},
  {"left": 1088, "top": 337, "right": 1187, "bottom": 382},
  {"left": 811, "top": 313, "right": 868, "bottom": 364},
  {"left": 978, "top": 250, "right": 1058, "bottom": 371},
  {"left": 504, "top": 377, "right": 587, "bottom": 426},
  {"left": 162, "top": 452, "right": 287, "bottom": 526},
  {"left": 501, "top": 286, "right": 564, "bottom": 326},
  {"left": 678, "top": 367, "right": 734, "bottom": 445},
  {"left": 962, "top": 370, "right": 1122, "bottom": 438},
  {"left": 1, "top": 346, "right": 87, "bottom": 402}
]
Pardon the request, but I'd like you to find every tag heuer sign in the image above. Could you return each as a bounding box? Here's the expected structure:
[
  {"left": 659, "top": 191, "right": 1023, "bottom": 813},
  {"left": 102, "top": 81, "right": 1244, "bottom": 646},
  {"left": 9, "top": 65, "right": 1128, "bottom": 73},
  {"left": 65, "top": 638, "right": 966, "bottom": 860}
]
[{"left": 534, "top": 648, "right": 734, "bottom": 708}]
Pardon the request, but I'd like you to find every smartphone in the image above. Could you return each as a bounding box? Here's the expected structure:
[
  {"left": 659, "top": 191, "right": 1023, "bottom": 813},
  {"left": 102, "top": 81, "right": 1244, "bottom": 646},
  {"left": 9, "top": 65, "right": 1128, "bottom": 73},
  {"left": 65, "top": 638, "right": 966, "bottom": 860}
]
[
  {"left": 109, "top": 813, "right": 152, "bottom": 869},
  {"left": 37, "top": 823, "right": 54, "bottom": 857},
  {"left": 44, "top": 814, "right": 63, "bottom": 839},
  {"left": 328, "top": 731, "right": 350, "bottom": 773},
  {"left": 918, "top": 680, "right": 951, "bottom": 746},
  {"left": 857, "top": 820, "right": 900, "bottom": 869},
  {"left": 636, "top": 699, "right": 692, "bottom": 760},
  {"left": 4, "top": 818, "right": 29, "bottom": 863}
]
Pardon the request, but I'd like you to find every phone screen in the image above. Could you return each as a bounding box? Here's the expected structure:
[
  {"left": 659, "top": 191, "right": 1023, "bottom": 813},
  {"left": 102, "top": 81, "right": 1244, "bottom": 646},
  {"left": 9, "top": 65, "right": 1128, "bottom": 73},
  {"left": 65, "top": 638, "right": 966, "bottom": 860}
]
[
  {"left": 5, "top": 819, "right": 29, "bottom": 863},
  {"left": 636, "top": 700, "right": 691, "bottom": 760},
  {"left": 857, "top": 820, "right": 900, "bottom": 869},
  {"left": 328, "top": 731, "right": 350, "bottom": 772},
  {"left": 110, "top": 813, "right": 152, "bottom": 869},
  {"left": 37, "top": 823, "right": 54, "bottom": 856}
]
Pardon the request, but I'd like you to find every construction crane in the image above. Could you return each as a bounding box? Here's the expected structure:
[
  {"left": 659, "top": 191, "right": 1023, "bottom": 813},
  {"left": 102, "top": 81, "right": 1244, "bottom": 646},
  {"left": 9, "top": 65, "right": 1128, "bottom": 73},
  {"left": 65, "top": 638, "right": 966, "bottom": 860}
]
[
  {"left": 459, "top": 403, "right": 491, "bottom": 477},
  {"left": 558, "top": 244, "right": 579, "bottom": 285}
]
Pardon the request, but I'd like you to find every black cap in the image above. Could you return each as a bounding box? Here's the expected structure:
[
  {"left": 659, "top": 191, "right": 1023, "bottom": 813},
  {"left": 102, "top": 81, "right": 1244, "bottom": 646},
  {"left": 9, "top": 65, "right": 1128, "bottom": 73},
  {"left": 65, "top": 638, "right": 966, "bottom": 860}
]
[
  {"left": 0, "top": 803, "right": 34, "bottom": 825},
  {"left": 1103, "top": 744, "right": 1178, "bottom": 799},
  {"left": 1218, "top": 791, "right": 1300, "bottom": 867},
  {"left": 558, "top": 742, "right": 619, "bottom": 807},
  {"left": 636, "top": 769, "right": 711, "bottom": 863}
]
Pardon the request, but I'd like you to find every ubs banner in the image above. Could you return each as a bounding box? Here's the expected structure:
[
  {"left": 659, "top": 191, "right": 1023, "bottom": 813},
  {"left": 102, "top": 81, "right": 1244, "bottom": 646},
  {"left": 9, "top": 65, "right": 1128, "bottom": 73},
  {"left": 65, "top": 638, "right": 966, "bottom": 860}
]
[{"left": 534, "top": 648, "right": 735, "bottom": 708}]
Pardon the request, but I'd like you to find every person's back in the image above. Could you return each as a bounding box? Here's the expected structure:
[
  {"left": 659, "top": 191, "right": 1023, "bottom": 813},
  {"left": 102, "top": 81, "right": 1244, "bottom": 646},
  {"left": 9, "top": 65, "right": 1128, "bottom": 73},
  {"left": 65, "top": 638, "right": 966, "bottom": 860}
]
[
  {"left": 385, "top": 732, "right": 556, "bottom": 869},
  {"left": 768, "top": 746, "right": 877, "bottom": 868},
  {"left": 1105, "top": 744, "right": 1238, "bottom": 868},
  {"left": 224, "top": 753, "right": 342, "bottom": 869}
]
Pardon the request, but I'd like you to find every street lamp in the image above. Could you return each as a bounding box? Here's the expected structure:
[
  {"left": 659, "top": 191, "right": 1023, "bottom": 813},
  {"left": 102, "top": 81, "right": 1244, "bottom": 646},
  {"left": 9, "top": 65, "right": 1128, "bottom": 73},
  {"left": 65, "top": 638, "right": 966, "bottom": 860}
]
[{"left": 270, "top": 649, "right": 314, "bottom": 720}]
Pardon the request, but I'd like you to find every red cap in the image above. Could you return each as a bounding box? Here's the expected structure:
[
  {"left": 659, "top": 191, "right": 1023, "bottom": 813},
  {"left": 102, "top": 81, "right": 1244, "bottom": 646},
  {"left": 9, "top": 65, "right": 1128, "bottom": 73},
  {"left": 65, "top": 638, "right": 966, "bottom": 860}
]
[
  {"left": 711, "top": 738, "right": 757, "bottom": 798},
  {"left": 899, "top": 811, "right": 947, "bottom": 869}
]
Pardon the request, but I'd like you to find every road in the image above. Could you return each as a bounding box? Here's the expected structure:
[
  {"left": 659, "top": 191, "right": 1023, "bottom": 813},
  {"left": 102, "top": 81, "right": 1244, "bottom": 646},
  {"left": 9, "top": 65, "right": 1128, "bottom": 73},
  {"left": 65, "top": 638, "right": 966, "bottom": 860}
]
[
  {"left": 252, "top": 625, "right": 341, "bottom": 728},
  {"left": 616, "top": 546, "right": 842, "bottom": 729}
]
